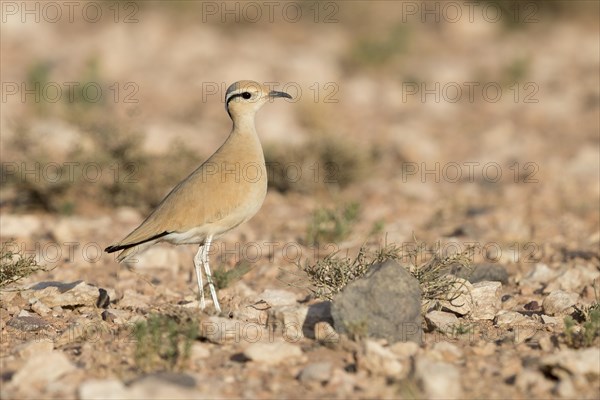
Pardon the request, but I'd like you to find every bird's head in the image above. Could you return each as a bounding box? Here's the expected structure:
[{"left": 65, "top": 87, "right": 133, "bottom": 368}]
[{"left": 225, "top": 80, "right": 292, "bottom": 121}]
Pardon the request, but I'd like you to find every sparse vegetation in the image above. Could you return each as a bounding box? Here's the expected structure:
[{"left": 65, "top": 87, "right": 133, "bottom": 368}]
[
  {"left": 134, "top": 311, "right": 198, "bottom": 372},
  {"left": 563, "top": 283, "right": 600, "bottom": 348},
  {"left": 298, "top": 240, "right": 474, "bottom": 306},
  {"left": 0, "top": 242, "right": 46, "bottom": 289},
  {"left": 264, "top": 136, "right": 376, "bottom": 194},
  {"left": 212, "top": 261, "right": 252, "bottom": 290},
  {"left": 306, "top": 202, "right": 360, "bottom": 245}
]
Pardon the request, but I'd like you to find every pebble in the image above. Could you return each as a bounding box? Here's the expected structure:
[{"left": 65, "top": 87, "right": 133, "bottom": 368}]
[
  {"left": 470, "top": 281, "right": 502, "bottom": 320},
  {"left": 542, "top": 290, "right": 579, "bottom": 316},
  {"left": 358, "top": 339, "right": 405, "bottom": 378},
  {"left": 10, "top": 351, "right": 75, "bottom": 388},
  {"left": 332, "top": 260, "right": 422, "bottom": 343},
  {"left": 415, "top": 356, "right": 463, "bottom": 399},
  {"left": 298, "top": 362, "right": 333, "bottom": 384},
  {"left": 29, "top": 281, "right": 101, "bottom": 308},
  {"left": 7, "top": 315, "right": 49, "bottom": 331},
  {"left": 430, "top": 341, "right": 463, "bottom": 363},
  {"left": 425, "top": 310, "right": 460, "bottom": 333},
  {"left": 243, "top": 341, "right": 303, "bottom": 365},
  {"left": 439, "top": 278, "right": 474, "bottom": 316},
  {"left": 256, "top": 289, "right": 298, "bottom": 306},
  {"left": 13, "top": 340, "right": 54, "bottom": 359},
  {"left": 540, "top": 347, "right": 600, "bottom": 376}
]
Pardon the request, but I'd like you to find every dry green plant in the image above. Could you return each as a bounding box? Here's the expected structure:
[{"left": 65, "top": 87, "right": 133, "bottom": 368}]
[
  {"left": 134, "top": 309, "right": 198, "bottom": 372},
  {"left": 298, "top": 240, "right": 474, "bottom": 306},
  {"left": 0, "top": 243, "right": 46, "bottom": 289},
  {"left": 564, "top": 281, "right": 600, "bottom": 348},
  {"left": 264, "top": 136, "right": 375, "bottom": 194},
  {"left": 306, "top": 202, "right": 360, "bottom": 245},
  {"left": 212, "top": 261, "right": 252, "bottom": 290}
]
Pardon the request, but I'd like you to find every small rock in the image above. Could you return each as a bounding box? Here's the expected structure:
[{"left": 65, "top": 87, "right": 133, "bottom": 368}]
[
  {"left": 519, "top": 263, "right": 558, "bottom": 290},
  {"left": 7, "top": 315, "right": 49, "bottom": 331},
  {"left": 430, "top": 341, "right": 463, "bottom": 362},
  {"left": 190, "top": 343, "right": 211, "bottom": 363},
  {"left": 358, "top": 339, "right": 405, "bottom": 378},
  {"left": 541, "top": 314, "right": 560, "bottom": 326},
  {"left": 415, "top": 356, "right": 462, "bottom": 399},
  {"left": 495, "top": 311, "right": 529, "bottom": 327},
  {"left": 331, "top": 260, "right": 422, "bottom": 343},
  {"left": 514, "top": 369, "right": 554, "bottom": 394},
  {"left": 10, "top": 351, "right": 75, "bottom": 388},
  {"left": 79, "top": 379, "right": 127, "bottom": 400},
  {"left": 298, "top": 362, "right": 332, "bottom": 384},
  {"left": 314, "top": 321, "right": 340, "bottom": 344},
  {"left": 118, "top": 289, "right": 151, "bottom": 310},
  {"left": 199, "top": 316, "right": 244, "bottom": 344},
  {"left": 542, "top": 290, "right": 579, "bottom": 316},
  {"left": 425, "top": 310, "right": 460, "bottom": 333},
  {"left": 101, "top": 309, "right": 132, "bottom": 324},
  {"left": 243, "top": 341, "right": 303, "bottom": 365},
  {"left": 0, "top": 214, "right": 44, "bottom": 238},
  {"left": 269, "top": 301, "right": 332, "bottom": 340},
  {"left": 439, "top": 278, "right": 474, "bottom": 316},
  {"left": 256, "top": 289, "right": 297, "bottom": 306},
  {"left": 540, "top": 348, "right": 600, "bottom": 376},
  {"left": 389, "top": 341, "right": 421, "bottom": 359},
  {"left": 128, "top": 373, "right": 203, "bottom": 399},
  {"left": 470, "top": 281, "right": 502, "bottom": 320},
  {"left": 14, "top": 340, "right": 54, "bottom": 359},
  {"left": 29, "top": 281, "right": 101, "bottom": 308},
  {"left": 451, "top": 263, "right": 509, "bottom": 284},
  {"left": 31, "top": 299, "right": 52, "bottom": 316}
]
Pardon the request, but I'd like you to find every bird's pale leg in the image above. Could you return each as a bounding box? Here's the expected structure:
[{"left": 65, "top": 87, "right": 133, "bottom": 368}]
[
  {"left": 201, "top": 235, "right": 221, "bottom": 313},
  {"left": 193, "top": 246, "right": 206, "bottom": 309}
]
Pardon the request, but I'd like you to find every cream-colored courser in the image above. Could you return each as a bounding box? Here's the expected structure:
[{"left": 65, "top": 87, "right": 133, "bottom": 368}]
[{"left": 105, "top": 80, "right": 292, "bottom": 312}]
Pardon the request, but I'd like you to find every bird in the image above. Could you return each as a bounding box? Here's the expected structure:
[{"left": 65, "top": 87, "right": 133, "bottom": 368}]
[{"left": 105, "top": 80, "right": 292, "bottom": 313}]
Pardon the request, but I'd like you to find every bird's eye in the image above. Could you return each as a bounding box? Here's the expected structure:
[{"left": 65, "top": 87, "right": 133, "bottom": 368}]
[{"left": 242, "top": 92, "right": 252, "bottom": 99}]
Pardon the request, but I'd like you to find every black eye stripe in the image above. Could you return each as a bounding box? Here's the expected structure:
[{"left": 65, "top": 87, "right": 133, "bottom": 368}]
[{"left": 226, "top": 92, "right": 253, "bottom": 105}]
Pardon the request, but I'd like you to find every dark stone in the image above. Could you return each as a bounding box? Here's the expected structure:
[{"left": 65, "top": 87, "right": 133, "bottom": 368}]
[
  {"left": 449, "top": 263, "right": 509, "bottom": 285},
  {"left": 96, "top": 288, "right": 110, "bottom": 308},
  {"left": 7, "top": 316, "right": 49, "bottom": 331},
  {"left": 331, "top": 260, "right": 422, "bottom": 344}
]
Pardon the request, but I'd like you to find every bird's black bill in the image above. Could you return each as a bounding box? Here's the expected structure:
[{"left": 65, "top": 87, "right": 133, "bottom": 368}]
[{"left": 268, "top": 90, "right": 292, "bottom": 100}]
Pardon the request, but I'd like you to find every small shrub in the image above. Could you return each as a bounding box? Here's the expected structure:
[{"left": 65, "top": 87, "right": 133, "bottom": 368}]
[
  {"left": 297, "top": 240, "right": 474, "bottom": 306},
  {"left": 0, "top": 243, "right": 46, "bottom": 289},
  {"left": 134, "top": 311, "right": 198, "bottom": 372},
  {"left": 306, "top": 202, "right": 361, "bottom": 246},
  {"left": 212, "top": 261, "right": 252, "bottom": 290}
]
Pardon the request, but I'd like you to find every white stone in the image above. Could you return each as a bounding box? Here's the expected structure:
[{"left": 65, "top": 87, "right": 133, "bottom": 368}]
[
  {"left": 542, "top": 290, "right": 579, "bottom": 315},
  {"left": 79, "top": 379, "right": 127, "bottom": 400},
  {"left": 255, "top": 289, "right": 297, "bottom": 306},
  {"left": 298, "top": 362, "right": 332, "bottom": 383},
  {"left": 10, "top": 351, "right": 75, "bottom": 388},
  {"left": 439, "top": 278, "right": 474, "bottom": 316},
  {"left": 29, "top": 281, "right": 100, "bottom": 308},
  {"left": 541, "top": 348, "right": 600, "bottom": 376},
  {"left": 415, "top": 356, "right": 462, "bottom": 399},
  {"left": 470, "top": 281, "right": 502, "bottom": 320},
  {"left": 14, "top": 339, "right": 54, "bottom": 359},
  {"left": 243, "top": 341, "right": 303, "bottom": 365},
  {"left": 359, "top": 340, "right": 405, "bottom": 378},
  {"left": 0, "top": 214, "right": 44, "bottom": 238},
  {"left": 425, "top": 310, "right": 460, "bottom": 333}
]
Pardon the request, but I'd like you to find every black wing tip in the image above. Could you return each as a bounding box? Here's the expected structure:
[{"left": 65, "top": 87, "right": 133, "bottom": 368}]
[
  {"left": 105, "top": 245, "right": 122, "bottom": 253},
  {"left": 104, "top": 231, "right": 170, "bottom": 254}
]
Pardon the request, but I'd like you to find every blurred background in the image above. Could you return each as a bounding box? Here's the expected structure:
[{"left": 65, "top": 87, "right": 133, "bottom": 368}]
[{"left": 2, "top": 1, "right": 598, "bottom": 263}]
